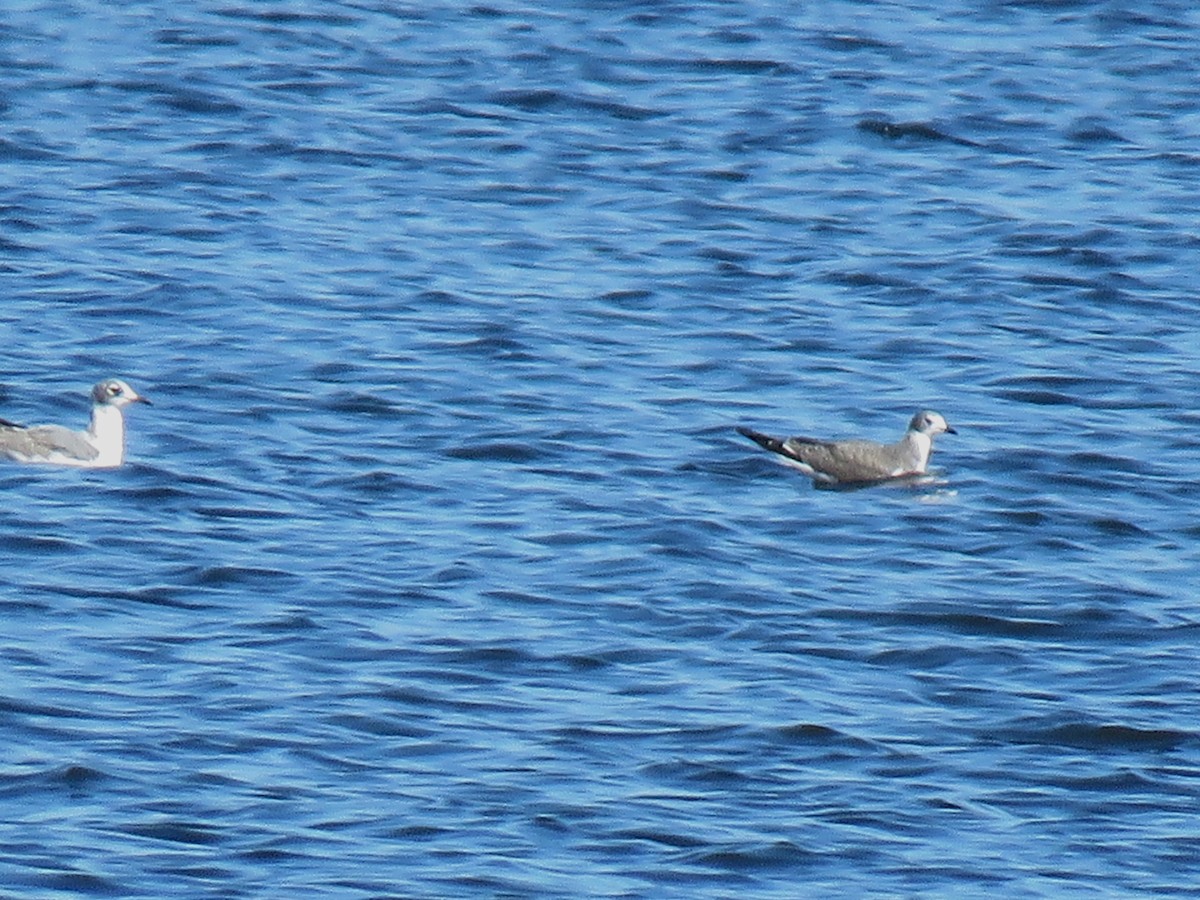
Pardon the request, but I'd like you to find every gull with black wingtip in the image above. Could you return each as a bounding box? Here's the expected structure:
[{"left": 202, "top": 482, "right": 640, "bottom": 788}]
[
  {"left": 0, "top": 378, "right": 151, "bottom": 468},
  {"left": 737, "top": 410, "right": 955, "bottom": 486}
]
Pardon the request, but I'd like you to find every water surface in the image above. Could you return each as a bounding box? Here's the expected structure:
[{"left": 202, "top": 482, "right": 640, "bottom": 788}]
[{"left": 2, "top": 2, "right": 1200, "bottom": 897}]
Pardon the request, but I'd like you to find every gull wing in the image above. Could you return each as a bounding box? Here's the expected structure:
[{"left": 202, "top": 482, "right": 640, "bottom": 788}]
[
  {"left": 779, "top": 437, "right": 900, "bottom": 483},
  {"left": 0, "top": 423, "right": 98, "bottom": 461}
]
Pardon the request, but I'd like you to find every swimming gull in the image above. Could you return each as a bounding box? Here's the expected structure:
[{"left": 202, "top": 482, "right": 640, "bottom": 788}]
[
  {"left": 0, "top": 378, "right": 151, "bottom": 468},
  {"left": 737, "top": 409, "right": 955, "bottom": 485}
]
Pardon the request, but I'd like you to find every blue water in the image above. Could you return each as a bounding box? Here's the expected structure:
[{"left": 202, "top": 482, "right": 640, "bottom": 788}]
[{"left": 3, "top": 1, "right": 1200, "bottom": 896}]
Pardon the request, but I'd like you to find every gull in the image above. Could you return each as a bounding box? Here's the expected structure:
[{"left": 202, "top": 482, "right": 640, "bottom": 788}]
[
  {"left": 737, "top": 410, "right": 955, "bottom": 486},
  {"left": 0, "top": 378, "right": 151, "bottom": 468}
]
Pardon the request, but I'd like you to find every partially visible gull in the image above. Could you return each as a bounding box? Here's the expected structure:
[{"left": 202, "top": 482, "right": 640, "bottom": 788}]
[
  {"left": 0, "top": 378, "right": 151, "bottom": 468},
  {"left": 737, "top": 409, "right": 955, "bottom": 486}
]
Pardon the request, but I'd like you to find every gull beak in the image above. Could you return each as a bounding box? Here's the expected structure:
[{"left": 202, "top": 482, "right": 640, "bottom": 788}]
[
  {"left": 133, "top": 393, "right": 152, "bottom": 406},
  {"left": 944, "top": 424, "right": 957, "bottom": 434}
]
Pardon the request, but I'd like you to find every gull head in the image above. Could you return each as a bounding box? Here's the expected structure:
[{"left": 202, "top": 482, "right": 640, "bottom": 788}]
[
  {"left": 908, "top": 409, "right": 955, "bottom": 437},
  {"left": 91, "top": 378, "right": 151, "bottom": 409}
]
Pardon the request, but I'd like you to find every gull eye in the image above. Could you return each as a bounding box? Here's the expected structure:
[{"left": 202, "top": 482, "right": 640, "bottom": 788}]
[{"left": 108, "top": 383, "right": 122, "bottom": 396}]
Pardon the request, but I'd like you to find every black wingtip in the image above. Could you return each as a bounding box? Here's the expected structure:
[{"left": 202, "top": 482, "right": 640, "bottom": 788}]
[{"left": 736, "top": 426, "right": 784, "bottom": 454}]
